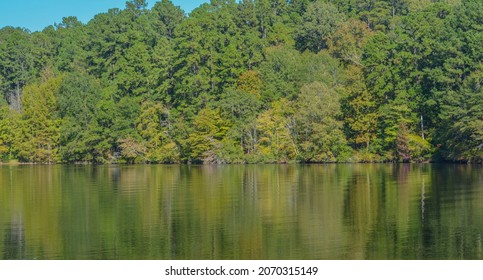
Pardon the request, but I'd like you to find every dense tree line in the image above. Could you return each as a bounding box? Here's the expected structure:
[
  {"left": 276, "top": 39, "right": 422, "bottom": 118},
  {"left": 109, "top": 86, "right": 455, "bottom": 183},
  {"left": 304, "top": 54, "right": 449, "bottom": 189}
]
[{"left": 0, "top": 0, "right": 481, "bottom": 164}]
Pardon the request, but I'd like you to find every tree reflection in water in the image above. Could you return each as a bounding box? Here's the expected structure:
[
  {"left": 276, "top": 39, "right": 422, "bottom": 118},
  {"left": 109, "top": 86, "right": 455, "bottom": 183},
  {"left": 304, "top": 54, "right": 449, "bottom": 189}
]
[{"left": 0, "top": 164, "right": 481, "bottom": 260}]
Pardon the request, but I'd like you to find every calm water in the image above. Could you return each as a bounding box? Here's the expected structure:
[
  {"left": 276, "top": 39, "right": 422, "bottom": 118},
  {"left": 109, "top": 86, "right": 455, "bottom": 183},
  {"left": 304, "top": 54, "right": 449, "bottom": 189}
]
[{"left": 0, "top": 164, "right": 481, "bottom": 260}]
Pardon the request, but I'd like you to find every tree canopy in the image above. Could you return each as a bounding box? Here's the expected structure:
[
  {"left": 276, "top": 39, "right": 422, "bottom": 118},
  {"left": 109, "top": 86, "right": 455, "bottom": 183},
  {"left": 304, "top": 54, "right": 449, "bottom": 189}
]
[{"left": 0, "top": 0, "right": 481, "bottom": 164}]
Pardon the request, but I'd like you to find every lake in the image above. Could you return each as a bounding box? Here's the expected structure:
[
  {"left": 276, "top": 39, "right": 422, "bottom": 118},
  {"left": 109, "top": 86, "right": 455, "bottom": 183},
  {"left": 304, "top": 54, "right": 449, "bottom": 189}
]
[{"left": 0, "top": 164, "right": 481, "bottom": 260}]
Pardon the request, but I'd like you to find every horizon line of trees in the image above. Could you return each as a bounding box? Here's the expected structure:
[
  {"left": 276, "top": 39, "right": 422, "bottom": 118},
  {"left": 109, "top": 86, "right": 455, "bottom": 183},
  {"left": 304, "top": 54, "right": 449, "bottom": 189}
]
[{"left": 0, "top": 0, "right": 481, "bottom": 164}]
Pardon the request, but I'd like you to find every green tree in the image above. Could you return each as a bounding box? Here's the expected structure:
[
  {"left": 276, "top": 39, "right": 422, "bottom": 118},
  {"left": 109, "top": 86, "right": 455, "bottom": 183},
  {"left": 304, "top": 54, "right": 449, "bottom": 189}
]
[
  {"left": 0, "top": 27, "right": 36, "bottom": 111},
  {"left": 328, "top": 0, "right": 392, "bottom": 31},
  {"left": 51, "top": 17, "right": 88, "bottom": 72},
  {"left": 376, "top": 102, "right": 430, "bottom": 161},
  {"left": 295, "top": 1, "right": 343, "bottom": 52},
  {"left": 173, "top": 2, "right": 243, "bottom": 111},
  {"left": 437, "top": 71, "right": 483, "bottom": 162},
  {"left": 57, "top": 72, "right": 109, "bottom": 163},
  {"left": 259, "top": 47, "right": 344, "bottom": 102},
  {"left": 294, "top": 82, "right": 350, "bottom": 162},
  {"left": 0, "top": 0, "right": 479, "bottom": 164},
  {"left": 218, "top": 88, "right": 263, "bottom": 160},
  {"left": 253, "top": 0, "right": 289, "bottom": 40},
  {"left": 151, "top": 0, "right": 185, "bottom": 38}
]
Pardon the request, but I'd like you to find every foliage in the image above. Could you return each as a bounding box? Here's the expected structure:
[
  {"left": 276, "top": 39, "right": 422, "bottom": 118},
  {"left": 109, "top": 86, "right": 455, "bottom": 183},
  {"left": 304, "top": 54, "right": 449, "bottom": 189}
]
[
  {"left": 295, "top": 1, "right": 343, "bottom": 53},
  {"left": 396, "top": 123, "right": 432, "bottom": 162},
  {"left": 0, "top": 105, "right": 18, "bottom": 161},
  {"left": 342, "top": 66, "right": 379, "bottom": 152},
  {"left": 328, "top": 19, "right": 374, "bottom": 66},
  {"left": 294, "top": 82, "right": 351, "bottom": 162},
  {"left": 16, "top": 70, "right": 61, "bottom": 163},
  {"left": 255, "top": 99, "right": 296, "bottom": 163},
  {"left": 437, "top": 70, "right": 483, "bottom": 162},
  {"left": 57, "top": 72, "right": 110, "bottom": 163},
  {"left": 188, "top": 108, "right": 231, "bottom": 163},
  {"left": 0, "top": 0, "right": 480, "bottom": 163},
  {"left": 136, "top": 101, "right": 180, "bottom": 163}
]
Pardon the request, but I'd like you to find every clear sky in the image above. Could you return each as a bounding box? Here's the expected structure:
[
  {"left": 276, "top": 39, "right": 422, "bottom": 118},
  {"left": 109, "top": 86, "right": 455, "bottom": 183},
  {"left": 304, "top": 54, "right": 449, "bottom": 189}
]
[{"left": 0, "top": 0, "right": 208, "bottom": 32}]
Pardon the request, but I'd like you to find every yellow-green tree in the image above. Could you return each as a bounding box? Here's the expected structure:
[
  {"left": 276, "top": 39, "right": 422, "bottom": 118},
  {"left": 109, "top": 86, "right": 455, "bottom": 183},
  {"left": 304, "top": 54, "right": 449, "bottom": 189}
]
[
  {"left": 342, "top": 66, "right": 379, "bottom": 152},
  {"left": 236, "top": 70, "right": 263, "bottom": 98},
  {"left": 255, "top": 99, "right": 296, "bottom": 162},
  {"left": 136, "top": 101, "right": 180, "bottom": 163},
  {"left": 188, "top": 108, "right": 231, "bottom": 164},
  {"left": 15, "top": 72, "right": 61, "bottom": 163},
  {"left": 328, "top": 19, "right": 374, "bottom": 66},
  {"left": 0, "top": 105, "right": 21, "bottom": 161}
]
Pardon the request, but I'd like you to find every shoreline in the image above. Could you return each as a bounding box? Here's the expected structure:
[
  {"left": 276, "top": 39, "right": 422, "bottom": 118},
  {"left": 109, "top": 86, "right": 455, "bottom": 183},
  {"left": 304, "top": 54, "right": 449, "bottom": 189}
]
[{"left": 1, "top": 161, "right": 480, "bottom": 166}]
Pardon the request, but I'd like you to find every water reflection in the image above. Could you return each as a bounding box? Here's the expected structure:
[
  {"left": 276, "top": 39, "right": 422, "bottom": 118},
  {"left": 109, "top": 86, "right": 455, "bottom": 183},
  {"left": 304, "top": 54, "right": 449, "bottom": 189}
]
[{"left": 0, "top": 164, "right": 482, "bottom": 260}]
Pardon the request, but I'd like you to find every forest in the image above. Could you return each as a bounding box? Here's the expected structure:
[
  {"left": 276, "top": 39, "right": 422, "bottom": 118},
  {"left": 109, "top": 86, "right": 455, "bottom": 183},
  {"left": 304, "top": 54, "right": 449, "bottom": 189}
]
[{"left": 0, "top": 0, "right": 481, "bottom": 164}]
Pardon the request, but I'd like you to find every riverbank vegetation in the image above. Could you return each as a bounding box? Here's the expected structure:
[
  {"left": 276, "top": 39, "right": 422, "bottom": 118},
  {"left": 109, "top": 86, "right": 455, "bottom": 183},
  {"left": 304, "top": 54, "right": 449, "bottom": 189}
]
[{"left": 0, "top": 0, "right": 481, "bottom": 164}]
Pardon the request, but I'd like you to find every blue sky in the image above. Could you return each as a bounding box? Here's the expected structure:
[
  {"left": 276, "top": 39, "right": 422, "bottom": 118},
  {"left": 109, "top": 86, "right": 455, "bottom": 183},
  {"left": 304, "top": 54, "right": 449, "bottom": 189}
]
[{"left": 0, "top": 0, "right": 208, "bottom": 32}]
